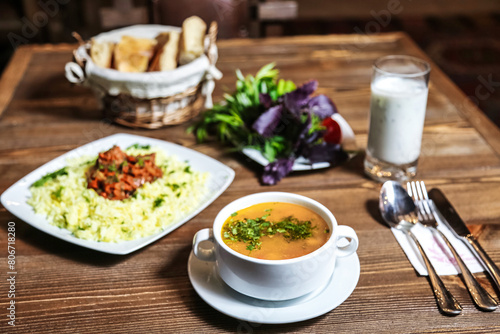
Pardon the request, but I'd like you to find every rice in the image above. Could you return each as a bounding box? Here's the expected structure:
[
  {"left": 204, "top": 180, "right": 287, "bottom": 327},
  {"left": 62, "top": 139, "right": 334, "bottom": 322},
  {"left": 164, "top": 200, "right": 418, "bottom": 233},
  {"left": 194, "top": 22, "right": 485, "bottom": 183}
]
[{"left": 27, "top": 146, "right": 209, "bottom": 243}]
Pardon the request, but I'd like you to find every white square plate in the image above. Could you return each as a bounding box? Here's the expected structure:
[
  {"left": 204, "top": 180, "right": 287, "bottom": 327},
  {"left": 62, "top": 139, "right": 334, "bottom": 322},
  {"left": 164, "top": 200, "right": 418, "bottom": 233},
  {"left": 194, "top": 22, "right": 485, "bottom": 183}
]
[{"left": 0, "top": 133, "right": 234, "bottom": 255}]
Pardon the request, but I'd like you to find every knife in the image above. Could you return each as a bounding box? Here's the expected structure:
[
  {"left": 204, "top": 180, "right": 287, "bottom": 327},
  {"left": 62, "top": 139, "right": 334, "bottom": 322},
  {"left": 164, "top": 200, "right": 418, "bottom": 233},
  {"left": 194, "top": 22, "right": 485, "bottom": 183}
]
[{"left": 429, "top": 188, "right": 500, "bottom": 292}]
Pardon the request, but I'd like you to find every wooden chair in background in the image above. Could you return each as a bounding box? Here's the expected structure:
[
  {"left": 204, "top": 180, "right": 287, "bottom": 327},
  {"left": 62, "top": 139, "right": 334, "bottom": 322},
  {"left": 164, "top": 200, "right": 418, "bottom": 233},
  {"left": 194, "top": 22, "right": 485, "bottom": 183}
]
[
  {"left": 150, "top": 0, "right": 250, "bottom": 39},
  {"left": 249, "top": 0, "right": 298, "bottom": 37}
]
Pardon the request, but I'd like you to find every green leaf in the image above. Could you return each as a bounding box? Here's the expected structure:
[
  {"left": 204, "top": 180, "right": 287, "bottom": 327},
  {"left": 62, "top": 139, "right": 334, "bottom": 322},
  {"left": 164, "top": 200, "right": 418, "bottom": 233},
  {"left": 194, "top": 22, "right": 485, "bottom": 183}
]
[
  {"left": 269, "top": 90, "right": 278, "bottom": 101},
  {"left": 186, "top": 63, "right": 298, "bottom": 164},
  {"left": 255, "top": 62, "right": 278, "bottom": 80},
  {"left": 263, "top": 141, "right": 277, "bottom": 162},
  {"left": 32, "top": 167, "right": 68, "bottom": 187},
  {"left": 224, "top": 93, "right": 235, "bottom": 103},
  {"left": 235, "top": 69, "right": 245, "bottom": 81},
  {"left": 277, "top": 79, "right": 285, "bottom": 96},
  {"left": 260, "top": 81, "right": 268, "bottom": 94},
  {"left": 284, "top": 80, "right": 296, "bottom": 93}
]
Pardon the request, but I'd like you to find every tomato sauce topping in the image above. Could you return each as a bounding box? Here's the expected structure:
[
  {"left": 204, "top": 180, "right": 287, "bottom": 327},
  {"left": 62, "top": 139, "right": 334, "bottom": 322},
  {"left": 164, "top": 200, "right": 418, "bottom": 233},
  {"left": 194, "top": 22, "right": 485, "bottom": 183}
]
[{"left": 87, "top": 146, "right": 163, "bottom": 200}]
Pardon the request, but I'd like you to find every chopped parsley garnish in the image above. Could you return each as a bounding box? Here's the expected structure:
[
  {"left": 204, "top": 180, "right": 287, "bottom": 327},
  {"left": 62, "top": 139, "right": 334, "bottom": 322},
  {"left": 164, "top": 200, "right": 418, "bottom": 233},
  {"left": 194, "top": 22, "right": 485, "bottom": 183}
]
[
  {"left": 32, "top": 167, "right": 68, "bottom": 187},
  {"left": 83, "top": 194, "right": 91, "bottom": 203},
  {"left": 222, "top": 216, "right": 317, "bottom": 251},
  {"left": 80, "top": 159, "right": 96, "bottom": 167},
  {"left": 167, "top": 183, "right": 180, "bottom": 191},
  {"left": 153, "top": 197, "right": 165, "bottom": 209},
  {"left": 184, "top": 166, "right": 192, "bottom": 173},
  {"left": 127, "top": 143, "right": 151, "bottom": 150},
  {"left": 52, "top": 186, "right": 64, "bottom": 200}
]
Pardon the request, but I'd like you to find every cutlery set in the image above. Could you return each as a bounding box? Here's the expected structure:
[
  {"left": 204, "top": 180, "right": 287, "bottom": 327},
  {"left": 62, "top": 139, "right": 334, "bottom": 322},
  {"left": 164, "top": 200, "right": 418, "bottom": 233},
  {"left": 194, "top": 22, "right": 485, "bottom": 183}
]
[{"left": 380, "top": 180, "right": 500, "bottom": 315}]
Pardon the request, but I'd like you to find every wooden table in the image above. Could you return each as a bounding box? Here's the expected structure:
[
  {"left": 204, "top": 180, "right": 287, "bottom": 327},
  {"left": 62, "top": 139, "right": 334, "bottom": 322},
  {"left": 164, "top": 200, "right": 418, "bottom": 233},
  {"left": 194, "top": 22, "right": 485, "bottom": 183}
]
[{"left": 1, "top": 33, "right": 500, "bottom": 333}]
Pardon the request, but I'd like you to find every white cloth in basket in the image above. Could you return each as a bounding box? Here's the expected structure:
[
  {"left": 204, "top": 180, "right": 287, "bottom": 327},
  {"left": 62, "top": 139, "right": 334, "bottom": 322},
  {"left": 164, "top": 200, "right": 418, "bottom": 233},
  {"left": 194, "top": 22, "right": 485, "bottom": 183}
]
[{"left": 65, "top": 25, "right": 222, "bottom": 108}]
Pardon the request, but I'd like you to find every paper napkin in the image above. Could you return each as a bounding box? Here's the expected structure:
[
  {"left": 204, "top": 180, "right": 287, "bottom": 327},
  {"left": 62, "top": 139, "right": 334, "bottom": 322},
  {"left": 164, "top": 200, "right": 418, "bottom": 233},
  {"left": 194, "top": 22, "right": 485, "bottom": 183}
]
[{"left": 391, "top": 210, "right": 483, "bottom": 276}]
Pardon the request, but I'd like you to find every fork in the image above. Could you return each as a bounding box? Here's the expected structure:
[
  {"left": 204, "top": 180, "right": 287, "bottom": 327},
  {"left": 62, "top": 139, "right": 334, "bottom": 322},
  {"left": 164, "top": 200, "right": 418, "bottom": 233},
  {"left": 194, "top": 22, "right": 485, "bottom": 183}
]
[
  {"left": 396, "top": 211, "right": 462, "bottom": 315},
  {"left": 408, "top": 181, "right": 498, "bottom": 311}
]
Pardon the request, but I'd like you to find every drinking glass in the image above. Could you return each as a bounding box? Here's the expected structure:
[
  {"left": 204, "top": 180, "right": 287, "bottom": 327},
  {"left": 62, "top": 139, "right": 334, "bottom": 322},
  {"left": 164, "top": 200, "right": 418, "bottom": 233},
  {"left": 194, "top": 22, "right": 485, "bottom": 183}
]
[{"left": 364, "top": 55, "right": 431, "bottom": 182}]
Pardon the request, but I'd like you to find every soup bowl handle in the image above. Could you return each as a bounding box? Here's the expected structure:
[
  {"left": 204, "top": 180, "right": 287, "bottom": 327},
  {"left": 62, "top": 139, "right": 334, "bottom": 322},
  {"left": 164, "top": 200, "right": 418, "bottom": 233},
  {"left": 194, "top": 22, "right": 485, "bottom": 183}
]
[
  {"left": 335, "top": 225, "right": 359, "bottom": 258},
  {"left": 193, "top": 228, "right": 216, "bottom": 262}
]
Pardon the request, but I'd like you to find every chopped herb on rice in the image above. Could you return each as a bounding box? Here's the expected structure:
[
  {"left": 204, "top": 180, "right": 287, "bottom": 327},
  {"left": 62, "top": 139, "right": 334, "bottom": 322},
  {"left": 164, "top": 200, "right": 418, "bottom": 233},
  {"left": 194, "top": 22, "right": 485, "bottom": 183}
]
[{"left": 27, "top": 146, "right": 209, "bottom": 243}]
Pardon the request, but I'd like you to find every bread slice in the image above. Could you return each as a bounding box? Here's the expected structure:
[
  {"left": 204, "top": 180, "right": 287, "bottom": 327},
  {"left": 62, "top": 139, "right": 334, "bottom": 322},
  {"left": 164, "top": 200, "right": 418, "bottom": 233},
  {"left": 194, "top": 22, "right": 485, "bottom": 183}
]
[
  {"left": 90, "top": 38, "right": 114, "bottom": 68},
  {"left": 178, "top": 16, "right": 207, "bottom": 65},
  {"left": 159, "top": 31, "right": 180, "bottom": 71},
  {"left": 149, "top": 31, "right": 180, "bottom": 71},
  {"left": 114, "top": 35, "right": 157, "bottom": 72}
]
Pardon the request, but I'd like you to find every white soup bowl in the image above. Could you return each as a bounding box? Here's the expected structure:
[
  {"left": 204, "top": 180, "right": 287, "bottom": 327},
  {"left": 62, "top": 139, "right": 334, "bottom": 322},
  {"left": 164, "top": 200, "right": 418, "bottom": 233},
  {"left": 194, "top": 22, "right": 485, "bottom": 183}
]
[{"left": 192, "top": 192, "right": 358, "bottom": 301}]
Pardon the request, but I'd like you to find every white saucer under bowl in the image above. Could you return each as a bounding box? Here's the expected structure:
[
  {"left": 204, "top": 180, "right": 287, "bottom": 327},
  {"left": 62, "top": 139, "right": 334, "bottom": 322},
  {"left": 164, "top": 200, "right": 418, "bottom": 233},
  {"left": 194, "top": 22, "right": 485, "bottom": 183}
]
[{"left": 187, "top": 251, "right": 360, "bottom": 324}]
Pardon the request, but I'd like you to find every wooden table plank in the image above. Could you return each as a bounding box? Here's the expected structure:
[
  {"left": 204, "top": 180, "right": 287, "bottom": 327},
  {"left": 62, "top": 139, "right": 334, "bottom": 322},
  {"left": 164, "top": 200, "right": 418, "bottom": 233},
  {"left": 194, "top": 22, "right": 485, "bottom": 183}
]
[{"left": 1, "top": 33, "right": 500, "bottom": 333}]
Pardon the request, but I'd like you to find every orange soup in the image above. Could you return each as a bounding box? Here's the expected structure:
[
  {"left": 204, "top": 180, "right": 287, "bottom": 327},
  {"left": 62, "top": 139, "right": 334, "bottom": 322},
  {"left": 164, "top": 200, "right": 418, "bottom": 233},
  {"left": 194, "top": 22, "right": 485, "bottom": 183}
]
[{"left": 221, "top": 202, "right": 331, "bottom": 260}]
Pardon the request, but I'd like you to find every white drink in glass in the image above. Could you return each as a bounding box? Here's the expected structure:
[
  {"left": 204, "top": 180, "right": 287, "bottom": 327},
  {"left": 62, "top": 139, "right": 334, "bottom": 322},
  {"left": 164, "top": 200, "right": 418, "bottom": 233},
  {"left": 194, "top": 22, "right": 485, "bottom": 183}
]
[
  {"left": 364, "top": 55, "right": 430, "bottom": 182},
  {"left": 367, "top": 77, "right": 428, "bottom": 164}
]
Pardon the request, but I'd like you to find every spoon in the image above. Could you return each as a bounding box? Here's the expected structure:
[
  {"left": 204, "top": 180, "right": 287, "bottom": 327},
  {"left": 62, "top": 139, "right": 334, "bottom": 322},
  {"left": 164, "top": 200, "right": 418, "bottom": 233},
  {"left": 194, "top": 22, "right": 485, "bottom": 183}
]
[{"left": 379, "top": 181, "right": 462, "bottom": 315}]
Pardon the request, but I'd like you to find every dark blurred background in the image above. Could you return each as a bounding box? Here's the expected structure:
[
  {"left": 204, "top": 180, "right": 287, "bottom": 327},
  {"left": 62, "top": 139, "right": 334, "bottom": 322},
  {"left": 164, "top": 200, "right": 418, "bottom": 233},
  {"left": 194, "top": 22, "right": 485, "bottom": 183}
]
[{"left": 1, "top": 0, "right": 499, "bottom": 126}]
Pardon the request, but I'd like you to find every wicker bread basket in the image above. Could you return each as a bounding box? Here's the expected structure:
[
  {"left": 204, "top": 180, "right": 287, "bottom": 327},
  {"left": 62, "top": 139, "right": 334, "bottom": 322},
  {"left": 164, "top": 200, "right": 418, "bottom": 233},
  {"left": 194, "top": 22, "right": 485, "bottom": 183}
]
[{"left": 65, "top": 22, "right": 222, "bottom": 129}]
